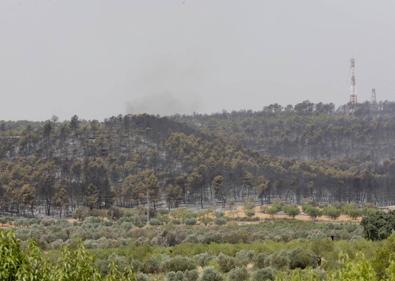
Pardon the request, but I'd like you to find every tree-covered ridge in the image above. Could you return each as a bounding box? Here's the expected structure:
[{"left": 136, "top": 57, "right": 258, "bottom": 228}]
[
  {"left": 175, "top": 101, "right": 395, "bottom": 161},
  {"left": 2, "top": 108, "right": 395, "bottom": 217}
]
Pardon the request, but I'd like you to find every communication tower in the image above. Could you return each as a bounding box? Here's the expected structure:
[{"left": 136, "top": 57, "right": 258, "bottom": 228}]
[
  {"left": 371, "top": 88, "right": 377, "bottom": 104},
  {"left": 349, "top": 58, "right": 358, "bottom": 105}
]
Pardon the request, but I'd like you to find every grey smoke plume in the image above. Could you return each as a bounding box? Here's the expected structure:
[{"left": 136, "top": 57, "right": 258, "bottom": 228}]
[
  {"left": 126, "top": 92, "right": 201, "bottom": 116},
  {"left": 124, "top": 46, "right": 208, "bottom": 116}
]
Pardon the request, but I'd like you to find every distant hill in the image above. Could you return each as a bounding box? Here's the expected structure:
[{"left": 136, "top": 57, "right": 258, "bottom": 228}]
[
  {"left": 1, "top": 102, "right": 395, "bottom": 217},
  {"left": 175, "top": 100, "right": 395, "bottom": 162}
]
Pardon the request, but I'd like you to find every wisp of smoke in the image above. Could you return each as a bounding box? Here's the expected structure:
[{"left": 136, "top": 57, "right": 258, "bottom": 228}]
[{"left": 126, "top": 92, "right": 201, "bottom": 116}]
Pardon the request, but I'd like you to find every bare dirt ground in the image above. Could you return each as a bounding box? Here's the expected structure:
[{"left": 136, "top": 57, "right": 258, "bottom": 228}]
[{"left": 0, "top": 223, "right": 14, "bottom": 228}]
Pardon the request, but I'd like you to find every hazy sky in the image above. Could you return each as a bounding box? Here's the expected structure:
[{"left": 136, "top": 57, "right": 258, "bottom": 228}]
[{"left": 1, "top": 1, "right": 395, "bottom": 120}]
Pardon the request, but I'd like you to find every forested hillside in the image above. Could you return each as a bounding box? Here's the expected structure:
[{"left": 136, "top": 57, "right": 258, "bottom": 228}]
[
  {"left": 175, "top": 100, "right": 395, "bottom": 161},
  {"left": 1, "top": 102, "right": 395, "bottom": 217}
]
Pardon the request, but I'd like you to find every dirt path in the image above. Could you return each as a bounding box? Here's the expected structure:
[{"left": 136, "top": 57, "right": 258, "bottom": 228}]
[{"left": 0, "top": 223, "right": 14, "bottom": 228}]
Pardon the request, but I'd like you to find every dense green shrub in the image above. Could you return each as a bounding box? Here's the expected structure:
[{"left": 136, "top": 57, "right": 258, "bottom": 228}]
[
  {"left": 167, "top": 270, "right": 200, "bottom": 281},
  {"left": 217, "top": 253, "right": 239, "bottom": 273},
  {"left": 235, "top": 249, "right": 255, "bottom": 265},
  {"left": 323, "top": 206, "right": 341, "bottom": 220},
  {"left": 361, "top": 211, "right": 395, "bottom": 241},
  {"left": 136, "top": 272, "right": 150, "bottom": 281},
  {"left": 200, "top": 267, "right": 223, "bottom": 281},
  {"left": 288, "top": 248, "right": 317, "bottom": 269},
  {"left": 342, "top": 204, "right": 362, "bottom": 219},
  {"left": 251, "top": 268, "right": 275, "bottom": 281},
  {"left": 107, "top": 253, "right": 129, "bottom": 272},
  {"left": 228, "top": 267, "right": 249, "bottom": 281},
  {"left": 184, "top": 270, "right": 199, "bottom": 281},
  {"left": 267, "top": 250, "right": 289, "bottom": 269},
  {"left": 133, "top": 215, "right": 148, "bottom": 228},
  {"left": 266, "top": 203, "right": 283, "bottom": 217},
  {"left": 167, "top": 271, "right": 185, "bottom": 281},
  {"left": 283, "top": 205, "right": 300, "bottom": 218},
  {"left": 143, "top": 256, "right": 162, "bottom": 273},
  {"left": 194, "top": 253, "right": 213, "bottom": 267},
  {"left": 245, "top": 209, "right": 256, "bottom": 218},
  {"left": 149, "top": 218, "right": 162, "bottom": 226},
  {"left": 73, "top": 207, "right": 91, "bottom": 220},
  {"left": 172, "top": 219, "right": 181, "bottom": 225},
  {"left": 171, "top": 208, "right": 196, "bottom": 224},
  {"left": 244, "top": 201, "right": 256, "bottom": 217},
  {"left": 329, "top": 253, "right": 377, "bottom": 281},
  {"left": 303, "top": 206, "right": 322, "bottom": 220},
  {"left": 185, "top": 218, "right": 197, "bottom": 226},
  {"left": 310, "top": 239, "right": 334, "bottom": 256},
  {"left": 162, "top": 256, "right": 196, "bottom": 272},
  {"left": 0, "top": 231, "right": 25, "bottom": 280},
  {"left": 214, "top": 217, "right": 227, "bottom": 226},
  {"left": 254, "top": 253, "right": 268, "bottom": 269}
]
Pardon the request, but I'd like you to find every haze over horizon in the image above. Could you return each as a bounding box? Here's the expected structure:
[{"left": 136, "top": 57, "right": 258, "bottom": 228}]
[{"left": 1, "top": 0, "right": 395, "bottom": 121}]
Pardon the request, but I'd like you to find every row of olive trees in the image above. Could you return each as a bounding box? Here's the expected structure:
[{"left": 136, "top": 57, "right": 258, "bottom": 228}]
[{"left": 258, "top": 202, "right": 368, "bottom": 220}]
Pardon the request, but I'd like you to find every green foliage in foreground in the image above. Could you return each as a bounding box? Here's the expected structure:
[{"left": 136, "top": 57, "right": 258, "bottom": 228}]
[
  {"left": 4, "top": 225, "right": 395, "bottom": 281},
  {"left": 0, "top": 230, "right": 135, "bottom": 281}
]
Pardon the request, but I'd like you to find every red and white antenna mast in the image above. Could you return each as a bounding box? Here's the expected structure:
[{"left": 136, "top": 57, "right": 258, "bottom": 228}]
[
  {"left": 371, "top": 88, "right": 377, "bottom": 103},
  {"left": 350, "top": 58, "right": 357, "bottom": 105}
]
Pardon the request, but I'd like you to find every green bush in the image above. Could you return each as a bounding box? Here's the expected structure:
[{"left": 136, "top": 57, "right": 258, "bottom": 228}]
[
  {"left": 283, "top": 205, "right": 300, "bottom": 218},
  {"left": 245, "top": 209, "right": 256, "bottom": 218},
  {"left": 288, "top": 248, "right": 317, "bottom": 269},
  {"left": 73, "top": 207, "right": 90, "bottom": 220},
  {"left": 194, "top": 253, "right": 213, "bottom": 267},
  {"left": 267, "top": 250, "right": 289, "bottom": 269},
  {"left": 200, "top": 267, "right": 223, "bottom": 281},
  {"left": 131, "top": 259, "right": 143, "bottom": 272},
  {"left": 165, "top": 270, "right": 198, "bottom": 281},
  {"left": 185, "top": 218, "right": 197, "bottom": 226},
  {"left": 251, "top": 268, "right": 275, "bottom": 281},
  {"left": 136, "top": 272, "right": 150, "bottom": 281},
  {"left": 217, "top": 253, "right": 239, "bottom": 273},
  {"left": 361, "top": 210, "right": 395, "bottom": 241},
  {"left": 266, "top": 203, "right": 283, "bottom": 216},
  {"left": 304, "top": 206, "right": 322, "bottom": 220},
  {"left": 254, "top": 253, "right": 268, "bottom": 269},
  {"left": 235, "top": 249, "right": 255, "bottom": 265},
  {"left": 347, "top": 208, "right": 363, "bottom": 220},
  {"left": 0, "top": 231, "right": 24, "bottom": 280},
  {"left": 162, "top": 256, "right": 196, "bottom": 272},
  {"left": 228, "top": 267, "right": 248, "bottom": 281},
  {"left": 214, "top": 217, "right": 227, "bottom": 226},
  {"left": 184, "top": 269, "right": 199, "bottom": 281},
  {"left": 133, "top": 214, "right": 148, "bottom": 228},
  {"left": 166, "top": 271, "right": 185, "bottom": 281},
  {"left": 342, "top": 204, "right": 362, "bottom": 220},
  {"left": 323, "top": 206, "right": 341, "bottom": 220},
  {"left": 243, "top": 200, "right": 256, "bottom": 218},
  {"left": 149, "top": 218, "right": 162, "bottom": 226},
  {"left": 143, "top": 256, "right": 162, "bottom": 273},
  {"left": 310, "top": 239, "right": 334, "bottom": 256}
]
